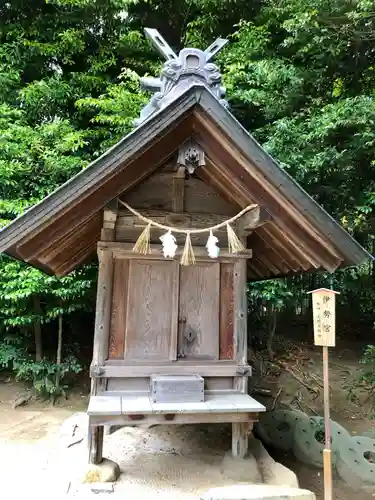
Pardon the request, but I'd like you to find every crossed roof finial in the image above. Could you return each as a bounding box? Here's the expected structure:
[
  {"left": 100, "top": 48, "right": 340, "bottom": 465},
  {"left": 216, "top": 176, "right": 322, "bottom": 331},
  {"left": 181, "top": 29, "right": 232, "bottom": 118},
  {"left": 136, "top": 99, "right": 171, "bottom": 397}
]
[
  {"left": 144, "top": 28, "right": 228, "bottom": 62},
  {"left": 134, "top": 28, "right": 229, "bottom": 127}
]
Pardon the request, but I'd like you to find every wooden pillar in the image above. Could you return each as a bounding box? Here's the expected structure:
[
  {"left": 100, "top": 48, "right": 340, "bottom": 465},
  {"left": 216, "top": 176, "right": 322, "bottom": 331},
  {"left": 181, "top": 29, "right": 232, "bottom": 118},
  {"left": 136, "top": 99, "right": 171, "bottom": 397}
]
[
  {"left": 232, "top": 423, "right": 252, "bottom": 458},
  {"left": 232, "top": 258, "right": 249, "bottom": 458},
  {"left": 101, "top": 200, "right": 118, "bottom": 241},
  {"left": 88, "top": 246, "right": 114, "bottom": 464},
  {"left": 88, "top": 425, "right": 104, "bottom": 465},
  {"left": 172, "top": 166, "right": 185, "bottom": 212}
]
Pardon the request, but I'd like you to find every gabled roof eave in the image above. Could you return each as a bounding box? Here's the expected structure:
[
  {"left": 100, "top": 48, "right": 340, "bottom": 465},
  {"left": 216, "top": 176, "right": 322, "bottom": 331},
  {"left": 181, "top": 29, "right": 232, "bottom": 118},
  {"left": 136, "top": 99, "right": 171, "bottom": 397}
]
[
  {"left": 195, "top": 91, "right": 373, "bottom": 268},
  {"left": 0, "top": 84, "right": 371, "bottom": 275}
]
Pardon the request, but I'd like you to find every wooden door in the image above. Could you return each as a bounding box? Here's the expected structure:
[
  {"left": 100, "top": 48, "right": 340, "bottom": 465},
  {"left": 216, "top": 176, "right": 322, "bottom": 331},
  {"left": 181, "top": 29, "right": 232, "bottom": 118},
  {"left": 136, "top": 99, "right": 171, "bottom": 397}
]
[
  {"left": 123, "top": 259, "right": 179, "bottom": 361},
  {"left": 178, "top": 262, "right": 220, "bottom": 359},
  {"left": 108, "top": 258, "right": 236, "bottom": 363}
]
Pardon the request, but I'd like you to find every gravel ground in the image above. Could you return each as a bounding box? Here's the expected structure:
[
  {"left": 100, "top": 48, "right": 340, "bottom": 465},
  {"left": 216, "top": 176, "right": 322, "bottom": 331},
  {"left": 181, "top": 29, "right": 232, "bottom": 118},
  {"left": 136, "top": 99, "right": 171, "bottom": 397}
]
[
  {"left": 0, "top": 406, "right": 256, "bottom": 500},
  {"left": 67, "top": 424, "right": 250, "bottom": 498}
]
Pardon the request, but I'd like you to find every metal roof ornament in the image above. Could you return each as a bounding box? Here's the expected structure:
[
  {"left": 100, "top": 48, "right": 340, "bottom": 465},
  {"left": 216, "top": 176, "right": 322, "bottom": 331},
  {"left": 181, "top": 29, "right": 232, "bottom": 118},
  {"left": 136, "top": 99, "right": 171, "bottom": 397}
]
[
  {"left": 134, "top": 28, "right": 229, "bottom": 127},
  {"left": 177, "top": 138, "right": 205, "bottom": 175}
]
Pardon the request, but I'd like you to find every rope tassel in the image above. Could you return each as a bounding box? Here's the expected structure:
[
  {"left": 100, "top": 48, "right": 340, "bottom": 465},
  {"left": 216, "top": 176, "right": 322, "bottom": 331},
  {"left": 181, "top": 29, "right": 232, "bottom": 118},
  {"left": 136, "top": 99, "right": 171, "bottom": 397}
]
[
  {"left": 180, "top": 232, "right": 195, "bottom": 266},
  {"left": 226, "top": 223, "right": 245, "bottom": 254},
  {"left": 132, "top": 223, "right": 151, "bottom": 254}
]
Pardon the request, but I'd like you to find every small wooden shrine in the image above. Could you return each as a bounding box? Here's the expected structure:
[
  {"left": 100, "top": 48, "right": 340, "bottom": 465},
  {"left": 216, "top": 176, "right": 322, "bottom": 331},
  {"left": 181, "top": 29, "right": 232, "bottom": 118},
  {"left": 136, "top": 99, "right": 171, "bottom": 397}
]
[{"left": 0, "top": 29, "right": 371, "bottom": 467}]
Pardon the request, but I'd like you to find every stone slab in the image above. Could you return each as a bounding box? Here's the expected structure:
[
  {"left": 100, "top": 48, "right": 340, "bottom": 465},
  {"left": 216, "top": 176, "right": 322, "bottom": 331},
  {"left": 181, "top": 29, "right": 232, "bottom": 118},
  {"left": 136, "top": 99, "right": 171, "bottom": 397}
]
[
  {"left": 200, "top": 485, "right": 316, "bottom": 500},
  {"left": 88, "top": 396, "right": 122, "bottom": 416},
  {"left": 90, "top": 482, "right": 115, "bottom": 493},
  {"left": 77, "top": 482, "right": 115, "bottom": 494}
]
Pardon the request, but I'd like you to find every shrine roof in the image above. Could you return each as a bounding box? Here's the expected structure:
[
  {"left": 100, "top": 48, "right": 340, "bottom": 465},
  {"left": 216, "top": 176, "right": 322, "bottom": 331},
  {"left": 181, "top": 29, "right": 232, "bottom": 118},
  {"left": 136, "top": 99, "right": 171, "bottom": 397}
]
[{"left": 0, "top": 29, "right": 372, "bottom": 278}]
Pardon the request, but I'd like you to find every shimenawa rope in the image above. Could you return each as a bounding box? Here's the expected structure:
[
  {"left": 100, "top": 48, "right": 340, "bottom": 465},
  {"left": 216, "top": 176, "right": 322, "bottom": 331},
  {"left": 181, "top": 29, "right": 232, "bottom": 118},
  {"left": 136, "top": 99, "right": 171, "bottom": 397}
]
[{"left": 118, "top": 199, "right": 257, "bottom": 265}]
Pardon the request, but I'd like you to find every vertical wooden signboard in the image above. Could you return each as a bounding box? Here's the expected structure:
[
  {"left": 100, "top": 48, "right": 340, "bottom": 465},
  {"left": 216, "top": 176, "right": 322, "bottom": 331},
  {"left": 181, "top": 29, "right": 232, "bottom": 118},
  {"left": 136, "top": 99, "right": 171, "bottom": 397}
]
[{"left": 308, "top": 288, "right": 339, "bottom": 500}]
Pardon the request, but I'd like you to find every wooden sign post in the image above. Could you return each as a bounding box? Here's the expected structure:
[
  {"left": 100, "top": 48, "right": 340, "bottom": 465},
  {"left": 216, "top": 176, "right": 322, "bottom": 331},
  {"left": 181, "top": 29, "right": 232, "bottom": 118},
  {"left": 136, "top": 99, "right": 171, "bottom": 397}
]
[{"left": 308, "top": 287, "right": 340, "bottom": 500}]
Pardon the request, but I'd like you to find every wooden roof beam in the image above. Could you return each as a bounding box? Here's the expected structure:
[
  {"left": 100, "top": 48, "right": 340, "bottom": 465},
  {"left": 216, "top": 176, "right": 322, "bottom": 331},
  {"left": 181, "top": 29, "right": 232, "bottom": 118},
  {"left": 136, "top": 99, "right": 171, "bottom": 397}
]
[
  {"left": 115, "top": 209, "right": 259, "bottom": 240},
  {"left": 197, "top": 159, "right": 249, "bottom": 209},
  {"left": 28, "top": 213, "right": 101, "bottom": 266},
  {"left": 54, "top": 249, "right": 96, "bottom": 277},
  {"left": 203, "top": 145, "right": 325, "bottom": 270},
  {"left": 172, "top": 166, "right": 186, "bottom": 213},
  {"left": 195, "top": 93, "right": 370, "bottom": 266},
  {"left": 204, "top": 152, "right": 322, "bottom": 271},
  {"left": 194, "top": 126, "right": 343, "bottom": 273},
  {"left": 116, "top": 210, "right": 236, "bottom": 230},
  {"left": 237, "top": 206, "right": 272, "bottom": 234},
  {"left": 254, "top": 226, "right": 310, "bottom": 272},
  {"left": 98, "top": 241, "right": 252, "bottom": 261},
  {"left": 250, "top": 233, "right": 296, "bottom": 273},
  {"left": 53, "top": 238, "right": 98, "bottom": 277},
  {"left": 194, "top": 112, "right": 344, "bottom": 258},
  {"left": 247, "top": 257, "right": 272, "bottom": 279},
  {"left": 247, "top": 263, "right": 266, "bottom": 280},
  {"left": 255, "top": 253, "right": 284, "bottom": 276}
]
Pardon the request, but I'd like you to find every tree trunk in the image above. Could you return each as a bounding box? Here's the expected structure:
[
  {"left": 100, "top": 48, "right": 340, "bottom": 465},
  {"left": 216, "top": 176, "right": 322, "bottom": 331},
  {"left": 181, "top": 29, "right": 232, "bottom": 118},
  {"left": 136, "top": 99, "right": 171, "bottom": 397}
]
[
  {"left": 267, "top": 306, "right": 277, "bottom": 360},
  {"left": 32, "top": 295, "right": 42, "bottom": 362},
  {"left": 307, "top": 273, "right": 317, "bottom": 335},
  {"left": 55, "top": 314, "right": 63, "bottom": 391}
]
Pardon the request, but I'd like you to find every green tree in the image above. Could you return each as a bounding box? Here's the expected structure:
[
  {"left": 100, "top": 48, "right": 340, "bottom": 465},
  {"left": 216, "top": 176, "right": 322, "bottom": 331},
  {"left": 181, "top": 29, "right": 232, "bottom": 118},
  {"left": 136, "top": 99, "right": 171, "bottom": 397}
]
[{"left": 0, "top": 0, "right": 146, "bottom": 393}]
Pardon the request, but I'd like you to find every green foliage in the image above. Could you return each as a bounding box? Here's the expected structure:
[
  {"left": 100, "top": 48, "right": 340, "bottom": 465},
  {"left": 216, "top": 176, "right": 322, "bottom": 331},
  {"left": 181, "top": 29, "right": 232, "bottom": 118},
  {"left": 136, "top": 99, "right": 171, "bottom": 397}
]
[
  {"left": 248, "top": 280, "right": 293, "bottom": 311},
  {"left": 0, "top": 0, "right": 146, "bottom": 396},
  {"left": 0, "top": 331, "right": 82, "bottom": 397},
  {"left": 0, "top": 258, "right": 95, "bottom": 397},
  {"left": 360, "top": 345, "right": 375, "bottom": 386},
  {"left": 15, "top": 356, "right": 82, "bottom": 398},
  {"left": 0, "top": 334, "right": 28, "bottom": 368},
  {"left": 247, "top": 279, "right": 295, "bottom": 356},
  {"left": 76, "top": 68, "right": 147, "bottom": 153},
  {"left": 0, "top": 258, "right": 96, "bottom": 326}
]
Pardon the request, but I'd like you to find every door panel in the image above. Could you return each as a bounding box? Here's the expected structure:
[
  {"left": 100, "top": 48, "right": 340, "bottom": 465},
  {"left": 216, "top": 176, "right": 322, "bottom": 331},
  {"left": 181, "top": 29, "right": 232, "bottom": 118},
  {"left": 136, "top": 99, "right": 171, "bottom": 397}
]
[
  {"left": 219, "top": 263, "right": 235, "bottom": 360},
  {"left": 178, "top": 262, "right": 220, "bottom": 359},
  {"left": 108, "top": 258, "right": 129, "bottom": 359},
  {"left": 125, "top": 260, "right": 179, "bottom": 361}
]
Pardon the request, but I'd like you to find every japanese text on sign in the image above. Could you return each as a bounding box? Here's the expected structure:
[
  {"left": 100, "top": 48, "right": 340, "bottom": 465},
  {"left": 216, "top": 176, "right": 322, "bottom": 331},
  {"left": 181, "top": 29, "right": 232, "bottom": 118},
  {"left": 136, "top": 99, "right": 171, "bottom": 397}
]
[{"left": 311, "top": 291, "right": 336, "bottom": 347}]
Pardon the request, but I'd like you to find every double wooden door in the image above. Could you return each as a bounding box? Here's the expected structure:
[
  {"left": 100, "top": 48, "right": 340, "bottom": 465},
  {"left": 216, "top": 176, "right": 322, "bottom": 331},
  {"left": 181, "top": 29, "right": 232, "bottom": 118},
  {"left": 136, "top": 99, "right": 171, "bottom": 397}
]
[{"left": 108, "top": 258, "right": 235, "bottom": 362}]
